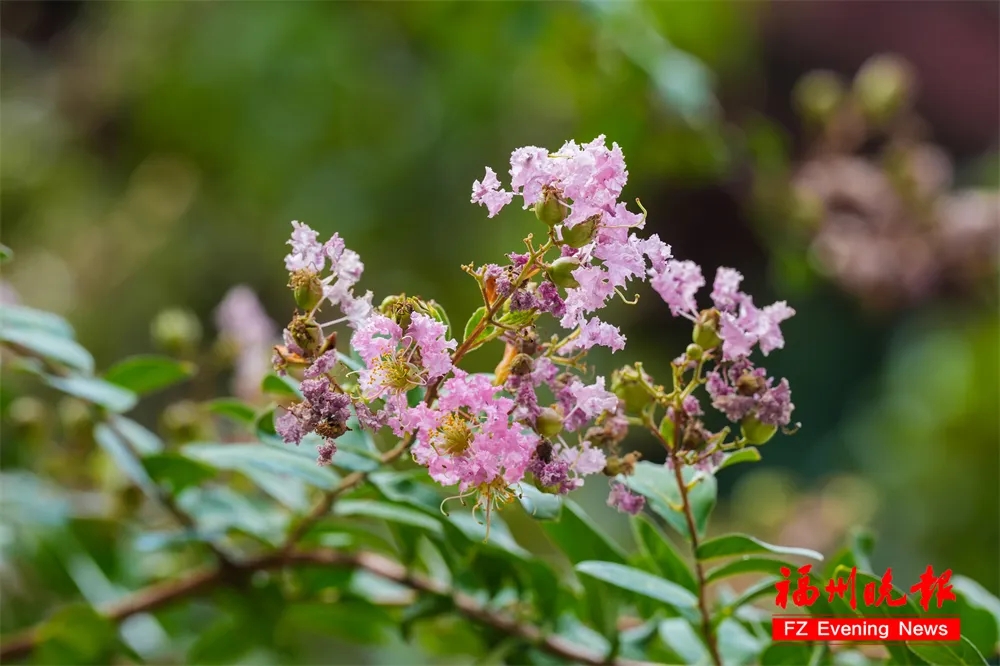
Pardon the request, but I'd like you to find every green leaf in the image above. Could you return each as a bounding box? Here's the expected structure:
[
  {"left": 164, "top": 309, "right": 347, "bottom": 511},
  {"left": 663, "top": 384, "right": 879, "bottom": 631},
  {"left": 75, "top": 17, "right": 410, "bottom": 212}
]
[
  {"left": 657, "top": 618, "right": 708, "bottom": 664},
  {"left": 104, "top": 355, "right": 194, "bottom": 395},
  {"left": 718, "top": 576, "right": 782, "bottom": 615},
  {"left": 717, "top": 617, "right": 766, "bottom": 665},
  {"left": 621, "top": 461, "right": 716, "bottom": 539},
  {"left": 46, "top": 375, "right": 137, "bottom": 413},
  {"left": 261, "top": 373, "right": 301, "bottom": 399},
  {"left": 369, "top": 469, "right": 443, "bottom": 514},
  {"left": 0, "top": 243, "right": 11, "bottom": 262},
  {"left": 331, "top": 428, "right": 382, "bottom": 472},
  {"left": 34, "top": 603, "right": 118, "bottom": 665},
  {"left": 142, "top": 452, "right": 216, "bottom": 494},
  {"left": 696, "top": 534, "right": 823, "bottom": 562},
  {"left": 1, "top": 303, "right": 74, "bottom": 338},
  {"left": 111, "top": 415, "right": 163, "bottom": 454},
  {"left": 178, "top": 486, "right": 286, "bottom": 545},
  {"left": 496, "top": 308, "right": 538, "bottom": 329},
  {"left": 576, "top": 561, "right": 699, "bottom": 611},
  {"left": 334, "top": 499, "right": 444, "bottom": 537},
  {"left": 254, "top": 408, "right": 279, "bottom": 444},
  {"left": 461, "top": 306, "right": 497, "bottom": 351},
  {"left": 182, "top": 442, "right": 340, "bottom": 490},
  {"left": 2, "top": 328, "right": 94, "bottom": 374},
  {"left": 706, "top": 556, "right": 800, "bottom": 584},
  {"left": 907, "top": 637, "right": 987, "bottom": 665},
  {"left": 205, "top": 398, "right": 257, "bottom": 425},
  {"left": 447, "top": 511, "right": 530, "bottom": 559},
  {"left": 950, "top": 575, "right": 1000, "bottom": 658},
  {"left": 760, "top": 642, "right": 815, "bottom": 665},
  {"left": 631, "top": 514, "right": 697, "bottom": 593},
  {"left": 717, "top": 447, "right": 762, "bottom": 471},
  {"left": 518, "top": 484, "right": 563, "bottom": 520},
  {"left": 542, "top": 499, "right": 627, "bottom": 564},
  {"left": 93, "top": 423, "right": 158, "bottom": 495}
]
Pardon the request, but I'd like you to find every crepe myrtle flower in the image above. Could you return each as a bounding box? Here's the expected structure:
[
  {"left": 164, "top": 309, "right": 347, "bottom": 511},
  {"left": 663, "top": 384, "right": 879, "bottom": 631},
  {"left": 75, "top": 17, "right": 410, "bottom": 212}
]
[
  {"left": 472, "top": 137, "right": 670, "bottom": 354},
  {"left": 556, "top": 375, "right": 621, "bottom": 433},
  {"left": 283, "top": 221, "right": 373, "bottom": 329},
  {"left": 607, "top": 482, "right": 645, "bottom": 515},
  {"left": 351, "top": 312, "right": 455, "bottom": 405},
  {"left": 705, "top": 358, "right": 795, "bottom": 444},
  {"left": 648, "top": 262, "right": 795, "bottom": 361},
  {"left": 528, "top": 439, "right": 606, "bottom": 495},
  {"left": 409, "top": 371, "right": 538, "bottom": 527},
  {"left": 275, "top": 375, "right": 352, "bottom": 465}
]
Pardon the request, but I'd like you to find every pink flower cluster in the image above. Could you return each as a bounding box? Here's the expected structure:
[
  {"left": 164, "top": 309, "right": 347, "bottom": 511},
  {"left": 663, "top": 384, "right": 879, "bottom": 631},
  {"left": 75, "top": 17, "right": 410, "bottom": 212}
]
[
  {"left": 472, "top": 136, "right": 677, "bottom": 354},
  {"left": 653, "top": 264, "right": 795, "bottom": 362},
  {"left": 284, "top": 221, "right": 373, "bottom": 327},
  {"left": 272, "top": 135, "right": 800, "bottom": 520}
]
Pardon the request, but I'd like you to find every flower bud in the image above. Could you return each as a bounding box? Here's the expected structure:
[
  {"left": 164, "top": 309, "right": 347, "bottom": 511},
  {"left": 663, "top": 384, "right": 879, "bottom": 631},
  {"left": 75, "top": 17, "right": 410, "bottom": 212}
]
[
  {"left": 853, "top": 55, "right": 914, "bottom": 126},
  {"left": 289, "top": 270, "right": 324, "bottom": 312},
  {"left": 793, "top": 70, "right": 845, "bottom": 125},
  {"left": 741, "top": 415, "right": 777, "bottom": 445},
  {"left": 560, "top": 217, "right": 598, "bottom": 248},
  {"left": 534, "top": 187, "right": 567, "bottom": 227},
  {"left": 288, "top": 314, "right": 323, "bottom": 356},
  {"left": 151, "top": 308, "right": 202, "bottom": 355},
  {"left": 692, "top": 308, "right": 722, "bottom": 351},
  {"left": 685, "top": 343, "right": 703, "bottom": 361},
  {"left": 657, "top": 414, "right": 675, "bottom": 449},
  {"left": 611, "top": 365, "right": 656, "bottom": 414},
  {"left": 536, "top": 407, "right": 564, "bottom": 438},
  {"left": 546, "top": 257, "right": 581, "bottom": 289}
]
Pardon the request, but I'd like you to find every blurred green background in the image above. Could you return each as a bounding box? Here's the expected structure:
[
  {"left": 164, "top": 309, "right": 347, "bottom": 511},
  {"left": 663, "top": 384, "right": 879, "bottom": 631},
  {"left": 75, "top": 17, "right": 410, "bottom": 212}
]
[{"left": 1, "top": 0, "right": 997, "bottom": 656}]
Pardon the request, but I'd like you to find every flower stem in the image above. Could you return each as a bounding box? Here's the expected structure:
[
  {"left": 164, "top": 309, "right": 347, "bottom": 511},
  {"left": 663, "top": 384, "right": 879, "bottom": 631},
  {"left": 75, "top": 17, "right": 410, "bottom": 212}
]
[{"left": 670, "top": 446, "right": 723, "bottom": 666}]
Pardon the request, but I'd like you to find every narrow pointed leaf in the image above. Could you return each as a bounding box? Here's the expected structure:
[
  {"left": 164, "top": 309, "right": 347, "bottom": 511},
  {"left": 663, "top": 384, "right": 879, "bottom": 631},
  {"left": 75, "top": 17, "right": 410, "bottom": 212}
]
[
  {"left": 104, "top": 355, "right": 194, "bottom": 395},
  {"left": 706, "top": 556, "right": 802, "bottom": 584},
  {"left": 46, "top": 375, "right": 137, "bottom": 412},
  {"left": 631, "top": 515, "right": 697, "bottom": 592},
  {"left": 576, "top": 560, "right": 698, "bottom": 611},
  {"left": 696, "top": 534, "right": 823, "bottom": 562},
  {"left": 907, "top": 637, "right": 987, "bottom": 665}
]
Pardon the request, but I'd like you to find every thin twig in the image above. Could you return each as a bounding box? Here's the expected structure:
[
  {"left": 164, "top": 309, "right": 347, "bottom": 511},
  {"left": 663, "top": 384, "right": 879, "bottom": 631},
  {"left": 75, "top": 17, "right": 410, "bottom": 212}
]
[
  {"left": 0, "top": 549, "right": 653, "bottom": 666},
  {"left": 670, "top": 448, "right": 723, "bottom": 666}
]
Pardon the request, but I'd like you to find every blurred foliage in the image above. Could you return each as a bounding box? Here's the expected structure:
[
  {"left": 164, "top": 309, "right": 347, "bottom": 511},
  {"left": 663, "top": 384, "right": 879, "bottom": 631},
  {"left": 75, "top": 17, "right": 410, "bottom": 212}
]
[{"left": 1, "top": 1, "right": 998, "bottom": 663}]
